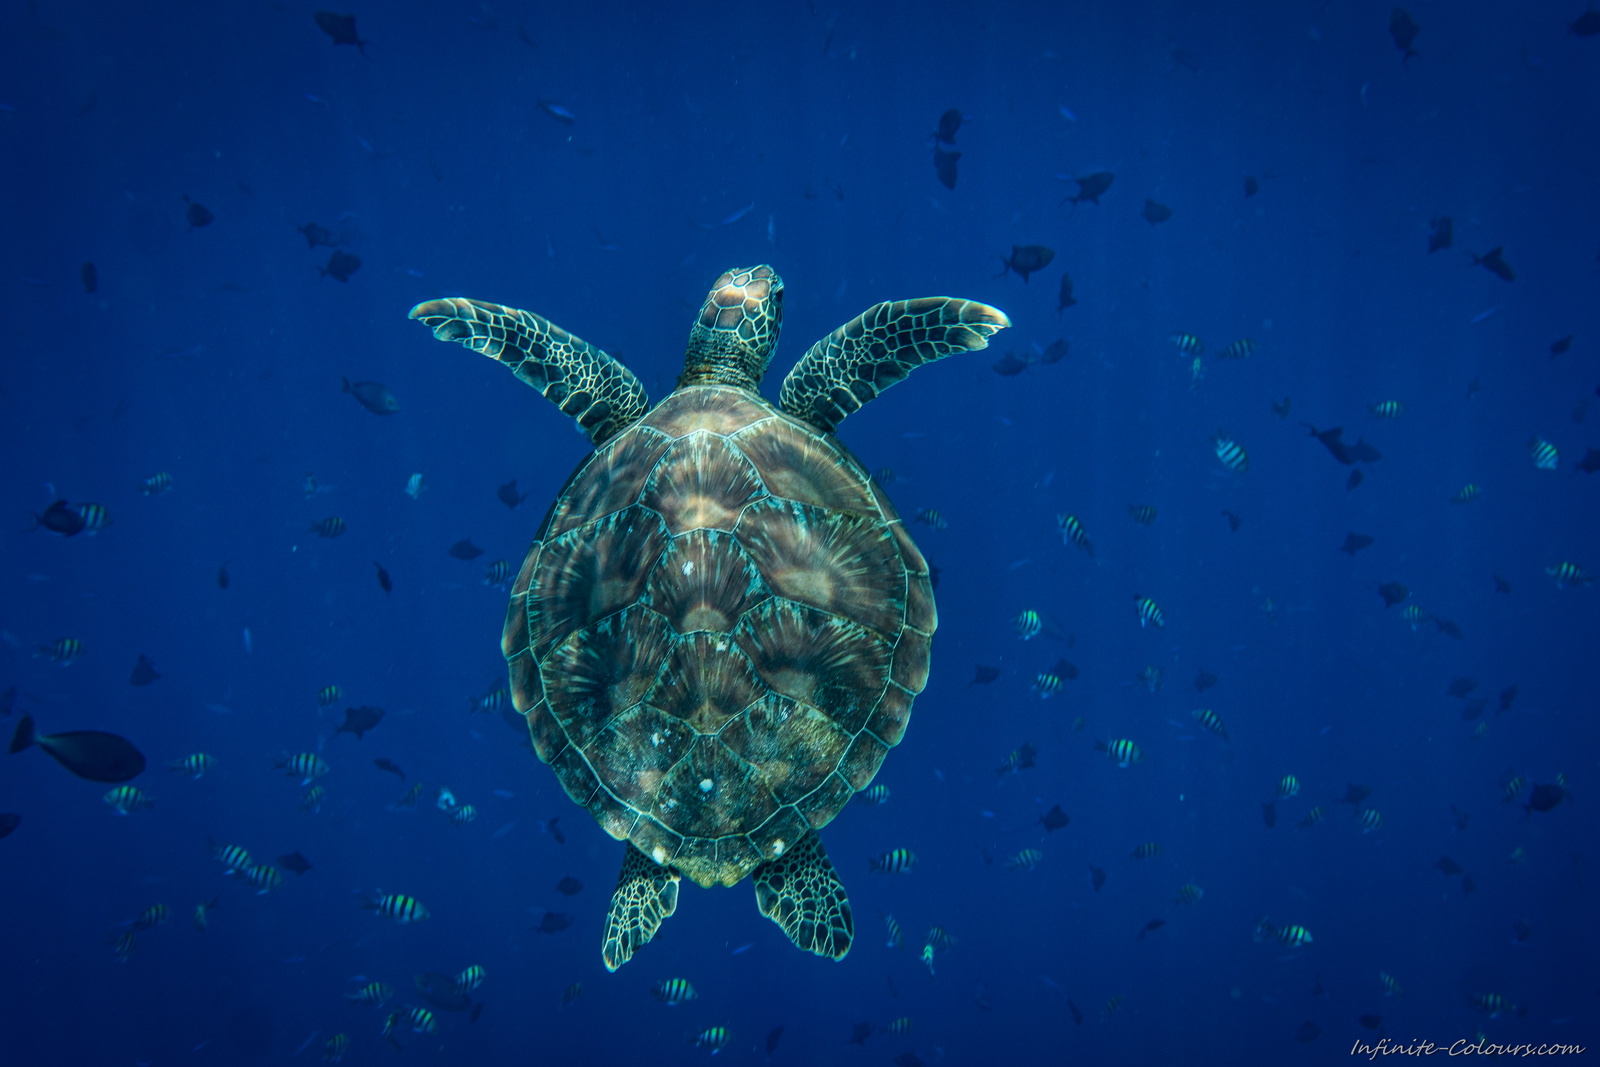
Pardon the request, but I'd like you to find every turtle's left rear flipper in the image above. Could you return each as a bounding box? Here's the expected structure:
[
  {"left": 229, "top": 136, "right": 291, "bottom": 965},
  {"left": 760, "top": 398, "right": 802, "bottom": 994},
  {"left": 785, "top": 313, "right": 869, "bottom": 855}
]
[
  {"left": 778, "top": 297, "right": 1009, "bottom": 433},
  {"left": 752, "top": 831, "right": 853, "bottom": 960},
  {"left": 409, "top": 297, "right": 648, "bottom": 446},
  {"left": 602, "top": 843, "right": 680, "bottom": 972}
]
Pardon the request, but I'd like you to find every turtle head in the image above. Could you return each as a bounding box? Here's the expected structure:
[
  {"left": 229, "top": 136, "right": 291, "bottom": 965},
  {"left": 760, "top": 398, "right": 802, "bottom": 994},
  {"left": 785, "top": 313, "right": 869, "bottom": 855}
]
[{"left": 679, "top": 265, "right": 784, "bottom": 390}]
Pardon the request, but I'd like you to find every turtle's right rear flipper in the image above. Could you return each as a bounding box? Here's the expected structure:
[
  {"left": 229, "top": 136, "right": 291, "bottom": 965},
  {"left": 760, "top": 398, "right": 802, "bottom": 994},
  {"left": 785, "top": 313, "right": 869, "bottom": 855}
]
[
  {"left": 601, "top": 843, "right": 680, "bottom": 972},
  {"left": 752, "top": 831, "right": 853, "bottom": 961},
  {"left": 408, "top": 297, "right": 649, "bottom": 446}
]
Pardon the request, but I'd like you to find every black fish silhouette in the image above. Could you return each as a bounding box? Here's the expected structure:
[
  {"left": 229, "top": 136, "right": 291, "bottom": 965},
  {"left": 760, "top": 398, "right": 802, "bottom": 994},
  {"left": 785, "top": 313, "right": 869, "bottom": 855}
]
[
  {"left": 1068, "top": 998, "right": 1084, "bottom": 1023},
  {"left": 1428, "top": 215, "right": 1453, "bottom": 252},
  {"left": 1303, "top": 424, "right": 1381, "bottom": 465},
  {"left": 1262, "top": 801, "right": 1277, "bottom": 828},
  {"left": 448, "top": 539, "right": 483, "bottom": 560},
  {"left": 1057, "top": 272, "right": 1077, "bottom": 312},
  {"left": 1222, "top": 510, "right": 1241, "bottom": 532},
  {"left": 341, "top": 376, "right": 397, "bottom": 414},
  {"left": 1340, "top": 533, "right": 1374, "bottom": 556},
  {"left": 1193, "top": 670, "right": 1219, "bottom": 693},
  {"left": 277, "top": 851, "right": 313, "bottom": 875},
  {"left": 1244, "top": 175, "right": 1259, "bottom": 197},
  {"left": 848, "top": 1021, "right": 874, "bottom": 1046},
  {"left": 1296, "top": 1021, "right": 1323, "bottom": 1043},
  {"left": 933, "top": 147, "right": 959, "bottom": 190},
  {"left": 1340, "top": 783, "right": 1372, "bottom": 805},
  {"left": 933, "top": 108, "right": 961, "bottom": 144},
  {"left": 998, "top": 244, "right": 1054, "bottom": 282},
  {"left": 1378, "top": 581, "right": 1409, "bottom": 608},
  {"left": 1141, "top": 199, "right": 1172, "bottom": 225},
  {"left": 1525, "top": 783, "right": 1565, "bottom": 813},
  {"left": 556, "top": 875, "right": 583, "bottom": 895},
  {"left": 320, "top": 250, "right": 362, "bottom": 281},
  {"left": 1573, "top": 10, "right": 1600, "bottom": 36},
  {"left": 314, "top": 11, "right": 369, "bottom": 55},
  {"left": 29, "top": 500, "right": 86, "bottom": 537},
  {"left": 1470, "top": 247, "right": 1514, "bottom": 281},
  {"left": 129, "top": 654, "right": 160, "bottom": 687},
  {"left": 534, "top": 910, "right": 572, "bottom": 934},
  {"left": 0, "top": 813, "right": 18, "bottom": 839},
  {"left": 1359, "top": 1014, "right": 1383, "bottom": 1031},
  {"left": 8, "top": 714, "right": 145, "bottom": 783},
  {"left": 216, "top": 562, "right": 230, "bottom": 589},
  {"left": 765, "top": 1026, "right": 784, "bottom": 1058},
  {"left": 297, "top": 221, "right": 338, "bottom": 248},
  {"left": 1137, "top": 919, "right": 1165, "bottom": 940},
  {"left": 1435, "top": 855, "right": 1463, "bottom": 876},
  {"left": 1550, "top": 335, "right": 1573, "bottom": 357},
  {"left": 1389, "top": 7, "right": 1419, "bottom": 62},
  {"left": 1347, "top": 469, "right": 1364, "bottom": 491},
  {"left": 969, "top": 665, "right": 1000, "bottom": 686},
  {"left": 183, "top": 196, "right": 213, "bottom": 228},
  {"left": 1434, "top": 618, "right": 1463, "bottom": 639},
  {"left": 372, "top": 757, "right": 405, "bottom": 779},
  {"left": 1493, "top": 573, "right": 1512, "bottom": 594},
  {"left": 1039, "top": 339, "right": 1070, "bottom": 364},
  {"left": 336, "top": 705, "right": 385, "bottom": 739},
  {"left": 1049, "top": 657, "right": 1079, "bottom": 681},
  {"left": 415, "top": 972, "right": 471, "bottom": 1010},
  {"left": 373, "top": 561, "right": 392, "bottom": 593},
  {"left": 80, "top": 262, "right": 97, "bottom": 293},
  {"left": 1089, "top": 865, "right": 1106, "bottom": 891},
  {"left": 1498, "top": 685, "right": 1517, "bottom": 712},
  {"left": 991, "top": 351, "right": 1030, "bottom": 376},
  {"left": 497, "top": 479, "right": 529, "bottom": 508},
  {"left": 1039, "top": 804, "right": 1070, "bottom": 832},
  {"left": 1062, "top": 171, "right": 1113, "bottom": 209},
  {"left": 1446, "top": 677, "right": 1477, "bottom": 698}
]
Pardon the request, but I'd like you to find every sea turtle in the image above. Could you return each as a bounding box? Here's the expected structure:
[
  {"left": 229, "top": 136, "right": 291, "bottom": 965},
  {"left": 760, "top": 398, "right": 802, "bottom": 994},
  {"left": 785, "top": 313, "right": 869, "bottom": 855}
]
[{"left": 409, "top": 266, "right": 1008, "bottom": 970}]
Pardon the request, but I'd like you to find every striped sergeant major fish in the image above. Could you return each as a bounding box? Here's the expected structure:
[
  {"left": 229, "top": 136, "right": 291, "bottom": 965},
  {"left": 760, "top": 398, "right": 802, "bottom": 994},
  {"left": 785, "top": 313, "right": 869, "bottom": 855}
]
[
  {"left": 193, "top": 897, "right": 218, "bottom": 931},
  {"left": 209, "top": 840, "right": 252, "bottom": 873},
  {"left": 651, "top": 977, "right": 697, "bottom": 1005},
  {"left": 1256, "top": 918, "right": 1313, "bottom": 948},
  {"left": 914, "top": 508, "right": 947, "bottom": 529},
  {"left": 38, "top": 637, "right": 84, "bottom": 664},
  {"left": 1134, "top": 596, "right": 1165, "bottom": 628},
  {"left": 309, "top": 516, "right": 346, "bottom": 538},
  {"left": 1057, "top": 514, "right": 1093, "bottom": 555},
  {"left": 1174, "top": 883, "right": 1204, "bottom": 905},
  {"left": 275, "top": 752, "right": 329, "bottom": 784},
  {"left": 1213, "top": 432, "right": 1249, "bottom": 472},
  {"left": 1218, "top": 338, "right": 1257, "bottom": 360},
  {"left": 167, "top": 752, "right": 217, "bottom": 778},
  {"left": 1276, "top": 775, "right": 1300, "bottom": 798},
  {"left": 1095, "top": 738, "right": 1143, "bottom": 767},
  {"left": 1380, "top": 972, "right": 1401, "bottom": 997},
  {"left": 1368, "top": 400, "right": 1403, "bottom": 418},
  {"left": 1170, "top": 333, "right": 1203, "bottom": 356},
  {"left": 141, "top": 471, "right": 174, "bottom": 495},
  {"left": 1127, "top": 504, "right": 1157, "bottom": 525},
  {"left": 689, "top": 1027, "right": 729, "bottom": 1050},
  {"left": 1015, "top": 609, "right": 1043, "bottom": 640},
  {"left": 322, "top": 1033, "right": 350, "bottom": 1063},
  {"left": 1450, "top": 483, "right": 1480, "bottom": 504},
  {"left": 317, "top": 685, "right": 342, "bottom": 708},
  {"left": 346, "top": 980, "right": 393, "bottom": 1006},
  {"left": 881, "top": 911, "right": 904, "bottom": 948},
  {"left": 74, "top": 502, "right": 112, "bottom": 532},
  {"left": 1191, "top": 708, "right": 1228, "bottom": 740},
  {"left": 244, "top": 863, "right": 283, "bottom": 894},
  {"left": 104, "top": 785, "right": 153, "bottom": 814},
  {"left": 361, "top": 892, "right": 430, "bottom": 924},
  {"left": 1529, "top": 436, "right": 1558, "bottom": 470},
  {"left": 483, "top": 559, "right": 513, "bottom": 587},
  {"left": 1356, "top": 808, "right": 1383, "bottom": 833},
  {"left": 455, "top": 965, "right": 486, "bottom": 992},
  {"left": 869, "top": 848, "right": 917, "bottom": 874},
  {"left": 1129, "top": 842, "right": 1162, "bottom": 860},
  {"left": 856, "top": 784, "right": 891, "bottom": 805},
  {"left": 1546, "top": 561, "right": 1591, "bottom": 588},
  {"left": 1297, "top": 806, "right": 1326, "bottom": 830},
  {"left": 1008, "top": 848, "right": 1043, "bottom": 871},
  {"left": 404, "top": 1007, "right": 437, "bottom": 1034}
]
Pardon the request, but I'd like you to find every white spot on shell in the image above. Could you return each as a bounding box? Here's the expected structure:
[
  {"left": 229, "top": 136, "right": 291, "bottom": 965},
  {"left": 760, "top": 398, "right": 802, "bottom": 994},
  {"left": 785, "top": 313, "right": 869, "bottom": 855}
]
[
  {"left": 772, "top": 839, "right": 786, "bottom": 856},
  {"left": 651, "top": 731, "right": 663, "bottom": 747},
  {"left": 652, "top": 845, "right": 669, "bottom": 864},
  {"left": 681, "top": 560, "right": 695, "bottom": 577},
  {"left": 698, "top": 778, "right": 713, "bottom": 794}
]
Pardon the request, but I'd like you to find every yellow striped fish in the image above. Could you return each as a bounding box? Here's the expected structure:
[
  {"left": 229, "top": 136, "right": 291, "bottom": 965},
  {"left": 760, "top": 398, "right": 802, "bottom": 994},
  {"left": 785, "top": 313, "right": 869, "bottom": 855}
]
[
  {"left": 870, "top": 849, "right": 917, "bottom": 874},
  {"left": 1213, "top": 432, "right": 1249, "bottom": 471},
  {"left": 275, "top": 752, "right": 329, "bottom": 784},
  {"left": 1170, "top": 333, "right": 1204, "bottom": 356},
  {"left": 363, "top": 892, "right": 429, "bottom": 923},
  {"left": 1529, "top": 437, "right": 1558, "bottom": 470},
  {"left": 652, "top": 977, "right": 698, "bottom": 1005},
  {"left": 1219, "top": 338, "right": 1257, "bottom": 360},
  {"left": 1057, "top": 514, "right": 1093, "bottom": 555},
  {"left": 1134, "top": 596, "right": 1165, "bottom": 628},
  {"left": 104, "top": 785, "right": 152, "bottom": 814},
  {"left": 167, "top": 752, "right": 217, "bottom": 778},
  {"left": 1096, "top": 738, "right": 1143, "bottom": 767},
  {"left": 1191, "top": 708, "right": 1228, "bottom": 740}
]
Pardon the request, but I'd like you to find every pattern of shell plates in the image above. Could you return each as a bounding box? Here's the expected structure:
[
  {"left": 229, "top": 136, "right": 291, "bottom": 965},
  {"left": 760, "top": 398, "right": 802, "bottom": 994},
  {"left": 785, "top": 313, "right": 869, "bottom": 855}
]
[{"left": 501, "top": 385, "right": 935, "bottom": 887}]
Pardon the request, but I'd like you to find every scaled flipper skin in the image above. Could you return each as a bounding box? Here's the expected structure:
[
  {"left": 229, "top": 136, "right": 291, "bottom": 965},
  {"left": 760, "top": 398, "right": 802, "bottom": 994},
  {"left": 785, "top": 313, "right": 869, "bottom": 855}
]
[
  {"left": 409, "top": 297, "right": 649, "bottom": 445},
  {"left": 602, "top": 843, "right": 681, "bottom": 972},
  {"left": 779, "top": 297, "right": 1010, "bottom": 432},
  {"left": 752, "top": 831, "right": 853, "bottom": 961}
]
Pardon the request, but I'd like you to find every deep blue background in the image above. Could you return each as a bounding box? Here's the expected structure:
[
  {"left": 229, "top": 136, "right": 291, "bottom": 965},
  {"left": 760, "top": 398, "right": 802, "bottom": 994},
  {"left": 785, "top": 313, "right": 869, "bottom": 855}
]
[{"left": 2, "top": 0, "right": 1596, "bottom": 1063}]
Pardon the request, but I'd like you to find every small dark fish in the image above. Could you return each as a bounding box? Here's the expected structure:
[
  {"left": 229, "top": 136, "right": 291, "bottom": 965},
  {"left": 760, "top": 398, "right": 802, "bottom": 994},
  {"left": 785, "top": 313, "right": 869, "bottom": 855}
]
[
  {"left": 1389, "top": 7, "right": 1419, "bottom": 62},
  {"left": 278, "top": 851, "right": 313, "bottom": 875},
  {"left": 448, "top": 539, "right": 483, "bottom": 561},
  {"left": 1573, "top": 9, "right": 1600, "bottom": 36},
  {"left": 80, "top": 262, "right": 97, "bottom": 293},
  {"left": 763, "top": 1025, "right": 783, "bottom": 1059},
  {"left": 998, "top": 244, "right": 1055, "bottom": 283},
  {"left": 1244, "top": 175, "right": 1259, "bottom": 197},
  {"left": 1270, "top": 396, "right": 1291, "bottom": 419},
  {"left": 1525, "top": 783, "right": 1565, "bottom": 814},
  {"left": 373, "top": 561, "right": 392, "bottom": 593},
  {"left": 1222, "top": 510, "right": 1241, "bottom": 532},
  {"left": 1461, "top": 699, "right": 1486, "bottom": 721},
  {"left": 310, "top": 516, "right": 345, "bottom": 538},
  {"left": 497, "top": 479, "right": 529, "bottom": 508},
  {"left": 927, "top": 564, "right": 940, "bottom": 591},
  {"left": 1493, "top": 573, "right": 1512, "bottom": 594},
  {"left": 1062, "top": 171, "right": 1113, "bottom": 209},
  {"left": 1462, "top": 874, "right": 1476, "bottom": 896},
  {"left": 556, "top": 876, "right": 583, "bottom": 896},
  {"left": 1089, "top": 865, "right": 1106, "bottom": 892},
  {"left": 540, "top": 816, "right": 565, "bottom": 844},
  {"left": 1038, "top": 339, "right": 1070, "bottom": 364},
  {"left": 536, "top": 98, "right": 576, "bottom": 124},
  {"left": 0, "top": 688, "right": 14, "bottom": 717},
  {"left": 1428, "top": 215, "right": 1453, "bottom": 252},
  {"left": 1340, "top": 783, "right": 1372, "bottom": 806},
  {"left": 216, "top": 562, "right": 229, "bottom": 589},
  {"left": 1038, "top": 804, "right": 1070, "bottom": 833},
  {"left": 969, "top": 665, "right": 1000, "bottom": 686},
  {"left": 1451, "top": 804, "right": 1471, "bottom": 831},
  {"left": 128, "top": 654, "right": 160, "bottom": 687},
  {"left": 560, "top": 981, "right": 582, "bottom": 1007},
  {"left": 934, "top": 108, "right": 962, "bottom": 144},
  {"left": 1137, "top": 919, "right": 1165, "bottom": 939},
  {"left": 471, "top": 1003, "right": 484, "bottom": 1023},
  {"left": 1378, "top": 582, "right": 1409, "bottom": 608},
  {"left": 1057, "top": 272, "right": 1077, "bottom": 312},
  {"left": 183, "top": 196, "right": 213, "bottom": 229},
  {"left": 415, "top": 972, "right": 472, "bottom": 1011},
  {"left": 0, "top": 812, "right": 17, "bottom": 839},
  {"left": 373, "top": 757, "right": 405, "bottom": 779},
  {"left": 972, "top": 982, "right": 993, "bottom": 1010},
  {"left": 534, "top": 910, "right": 572, "bottom": 935},
  {"left": 1512, "top": 920, "right": 1532, "bottom": 944},
  {"left": 1341, "top": 533, "right": 1374, "bottom": 556},
  {"left": 1068, "top": 998, "right": 1084, "bottom": 1024},
  {"left": 1359, "top": 1014, "right": 1383, "bottom": 1031},
  {"left": 1551, "top": 335, "right": 1574, "bottom": 357},
  {"left": 320, "top": 250, "right": 361, "bottom": 281},
  {"left": 848, "top": 1021, "right": 874, "bottom": 1046},
  {"left": 1471, "top": 247, "right": 1514, "bottom": 281},
  {"left": 1262, "top": 801, "right": 1277, "bottom": 828},
  {"left": 991, "top": 351, "right": 1030, "bottom": 376},
  {"left": 1446, "top": 677, "right": 1477, "bottom": 698},
  {"left": 8, "top": 714, "right": 145, "bottom": 783},
  {"left": 1577, "top": 449, "right": 1600, "bottom": 474},
  {"left": 1434, "top": 618, "right": 1463, "bottom": 639},
  {"left": 336, "top": 705, "right": 385, "bottom": 739},
  {"left": 1141, "top": 199, "right": 1172, "bottom": 225},
  {"left": 1193, "top": 670, "right": 1218, "bottom": 694},
  {"left": 1303, "top": 423, "right": 1381, "bottom": 465},
  {"left": 1435, "top": 855, "right": 1465, "bottom": 876},
  {"left": 1295, "top": 1021, "right": 1323, "bottom": 1043},
  {"left": 30, "top": 500, "right": 86, "bottom": 537},
  {"left": 1049, "top": 657, "right": 1080, "bottom": 681},
  {"left": 933, "top": 147, "right": 960, "bottom": 190},
  {"left": 1347, "top": 469, "right": 1365, "bottom": 491},
  {"left": 297, "top": 222, "right": 338, "bottom": 248},
  {"left": 314, "top": 11, "right": 369, "bottom": 54},
  {"left": 341, "top": 376, "right": 397, "bottom": 414},
  {"left": 1498, "top": 685, "right": 1517, "bottom": 713}
]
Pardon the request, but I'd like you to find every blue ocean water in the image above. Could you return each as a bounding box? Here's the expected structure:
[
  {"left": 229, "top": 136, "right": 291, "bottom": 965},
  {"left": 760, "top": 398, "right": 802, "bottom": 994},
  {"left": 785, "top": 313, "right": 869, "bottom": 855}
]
[{"left": 2, "top": 1, "right": 1596, "bottom": 1063}]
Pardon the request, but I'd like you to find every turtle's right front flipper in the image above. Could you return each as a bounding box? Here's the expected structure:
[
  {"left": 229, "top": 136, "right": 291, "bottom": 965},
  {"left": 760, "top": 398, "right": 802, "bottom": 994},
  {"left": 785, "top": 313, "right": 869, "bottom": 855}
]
[
  {"left": 409, "top": 297, "right": 649, "bottom": 446},
  {"left": 601, "top": 843, "right": 681, "bottom": 972}
]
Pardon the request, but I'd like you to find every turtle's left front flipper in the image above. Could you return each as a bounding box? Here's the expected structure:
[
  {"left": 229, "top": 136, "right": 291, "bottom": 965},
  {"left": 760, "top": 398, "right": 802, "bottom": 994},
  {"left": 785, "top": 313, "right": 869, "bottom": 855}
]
[
  {"left": 778, "top": 297, "right": 1009, "bottom": 433},
  {"left": 409, "top": 297, "right": 648, "bottom": 446},
  {"left": 752, "top": 831, "right": 853, "bottom": 960}
]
